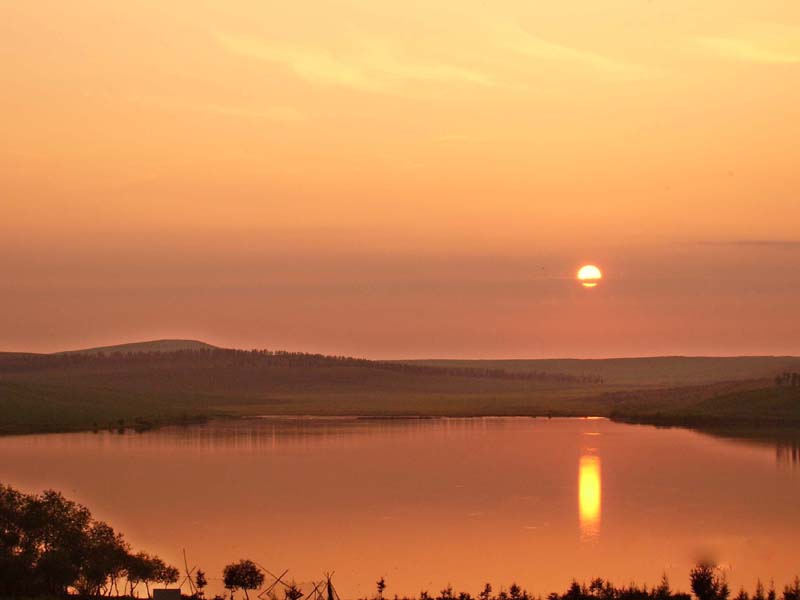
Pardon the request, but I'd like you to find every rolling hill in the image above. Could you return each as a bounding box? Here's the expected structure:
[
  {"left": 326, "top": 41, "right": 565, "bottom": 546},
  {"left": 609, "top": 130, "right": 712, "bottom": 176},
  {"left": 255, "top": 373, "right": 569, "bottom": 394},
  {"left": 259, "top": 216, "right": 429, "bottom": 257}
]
[
  {"left": 0, "top": 341, "right": 798, "bottom": 435},
  {"left": 0, "top": 346, "right": 608, "bottom": 434},
  {"left": 56, "top": 339, "right": 218, "bottom": 355}
]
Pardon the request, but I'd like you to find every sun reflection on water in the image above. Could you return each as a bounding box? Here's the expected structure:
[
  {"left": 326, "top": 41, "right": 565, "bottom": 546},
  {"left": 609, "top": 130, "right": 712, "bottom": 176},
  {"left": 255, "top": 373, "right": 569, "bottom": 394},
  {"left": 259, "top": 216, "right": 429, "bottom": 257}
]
[{"left": 579, "top": 454, "right": 601, "bottom": 540}]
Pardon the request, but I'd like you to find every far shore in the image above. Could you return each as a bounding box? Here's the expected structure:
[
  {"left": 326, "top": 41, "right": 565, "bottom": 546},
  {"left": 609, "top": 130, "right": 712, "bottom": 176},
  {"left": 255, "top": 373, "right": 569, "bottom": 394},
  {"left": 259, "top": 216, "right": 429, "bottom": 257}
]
[{"left": 2, "top": 346, "right": 798, "bottom": 441}]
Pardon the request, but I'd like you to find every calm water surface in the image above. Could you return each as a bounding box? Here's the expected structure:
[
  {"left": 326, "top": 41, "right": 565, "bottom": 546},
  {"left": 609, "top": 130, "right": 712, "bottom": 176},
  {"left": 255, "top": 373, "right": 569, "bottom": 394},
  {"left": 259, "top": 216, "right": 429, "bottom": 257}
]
[{"left": 1, "top": 418, "right": 798, "bottom": 597}]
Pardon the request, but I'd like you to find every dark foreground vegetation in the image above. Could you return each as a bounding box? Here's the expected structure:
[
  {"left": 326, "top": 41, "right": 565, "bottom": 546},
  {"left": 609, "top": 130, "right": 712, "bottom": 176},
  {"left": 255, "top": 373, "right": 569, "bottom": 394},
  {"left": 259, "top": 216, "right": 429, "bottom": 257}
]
[
  {"left": 1, "top": 340, "right": 799, "bottom": 436},
  {"left": 0, "top": 484, "right": 178, "bottom": 597},
  {"left": 3, "top": 483, "right": 800, "bottom": 600},
  {"left": 371, "top": 569, "right": 800, "bottom": 600}
]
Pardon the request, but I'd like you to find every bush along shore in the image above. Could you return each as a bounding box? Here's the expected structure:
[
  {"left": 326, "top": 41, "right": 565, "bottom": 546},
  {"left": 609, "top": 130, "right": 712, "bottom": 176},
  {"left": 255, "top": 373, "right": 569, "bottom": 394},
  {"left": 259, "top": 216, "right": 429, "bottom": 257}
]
[{"left": 3, "top": 484, "right": 800, "bottom": 600}]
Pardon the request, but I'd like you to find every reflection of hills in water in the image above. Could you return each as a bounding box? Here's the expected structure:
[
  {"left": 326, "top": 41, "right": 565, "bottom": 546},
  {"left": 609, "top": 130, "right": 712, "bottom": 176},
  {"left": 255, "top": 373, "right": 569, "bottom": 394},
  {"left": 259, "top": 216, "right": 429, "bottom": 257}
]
[
  {"left": 692, "top": 424, "right": 800, "bottom": 468},
  {"left": 10, "top": 416, "right": 566, "bottom": 454},
  {"left": 14, "top": 417, "right": 800, "bottom": 466},
  {"left": 776, "top": 440, "right": 800, "bottom": 468},
  {"left": 156, "top": 416, "right": 538, "bottom": 452}
]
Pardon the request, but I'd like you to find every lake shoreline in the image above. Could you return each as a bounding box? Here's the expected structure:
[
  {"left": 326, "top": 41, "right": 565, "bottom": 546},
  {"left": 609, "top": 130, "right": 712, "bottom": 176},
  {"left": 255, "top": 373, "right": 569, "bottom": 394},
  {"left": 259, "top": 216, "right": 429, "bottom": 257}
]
[{"left": 3, "top": 410, "right": 799, "bottom": 446}]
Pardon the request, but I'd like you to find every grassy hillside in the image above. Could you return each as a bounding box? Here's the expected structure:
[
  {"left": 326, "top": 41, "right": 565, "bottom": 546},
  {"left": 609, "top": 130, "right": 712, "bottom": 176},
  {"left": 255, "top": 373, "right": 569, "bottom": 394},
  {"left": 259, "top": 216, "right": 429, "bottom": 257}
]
[
  {"left": 0, "top": 348, "right": 609, "bottom": 434},
  {"left": 1, "top": 344, "right": 798, "bottom": 435},
  {"left": 605, "top": 381, "right": 800, "bottom": 426},
  {"left": 402, "top": 356, "right": 800, "bottom": 386}
]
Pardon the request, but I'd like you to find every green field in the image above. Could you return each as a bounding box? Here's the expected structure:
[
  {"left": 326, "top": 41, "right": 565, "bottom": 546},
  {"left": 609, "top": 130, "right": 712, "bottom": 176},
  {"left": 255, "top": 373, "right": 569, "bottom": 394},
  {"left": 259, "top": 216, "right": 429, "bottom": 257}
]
[{"left": 1, "top": 340, "right": 799, "bottom": 435}]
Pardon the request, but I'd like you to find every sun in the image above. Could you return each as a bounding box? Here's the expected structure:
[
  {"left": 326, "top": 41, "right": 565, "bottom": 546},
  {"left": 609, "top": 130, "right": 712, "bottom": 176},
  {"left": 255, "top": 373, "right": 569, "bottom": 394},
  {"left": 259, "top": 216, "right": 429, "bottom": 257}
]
[{"left": 577, "top": 264, "right": 603, "bottom": 288}]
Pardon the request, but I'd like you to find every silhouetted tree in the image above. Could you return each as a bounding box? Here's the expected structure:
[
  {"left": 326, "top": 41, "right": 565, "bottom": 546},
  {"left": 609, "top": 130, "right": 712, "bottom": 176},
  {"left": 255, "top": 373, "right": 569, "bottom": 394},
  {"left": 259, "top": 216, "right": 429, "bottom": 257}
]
[
  {"left": 735, "top": 589, "right": 750, "bottom": 600},
  {"left": 75, "top": 521, "right": 130, "bottom": 596},
  {"left": 588, "top": 579, "right": 605, "bottom": 598},
  {"left": 0, "top": 484, "right": 176, "bottom": 598},
  {"left": 564, "top": 582, "right": 584, "bottom": 600},
  {"left": 127, "top": 552, "right": 179, "bottom": 598},
  {"left": 783, "top": 577, "right": 800, "bottom": 600},
  {"left": 223, "top": 560, "right": 265, "bottom": 600},
  {"left": 691, "top": 564, "right": 729, "bottom": 600},
  {"left": 754, "top": 581, "right": 766, "bottom": 600},
  {"left": 196, "top": 569, "right": 209, "bottom": 598},
  {"left": 654, "top": 574, "right": 673, "bottom": 600},
  {"left": 377, "top": 577, "right": 387, "bottom": 600}
]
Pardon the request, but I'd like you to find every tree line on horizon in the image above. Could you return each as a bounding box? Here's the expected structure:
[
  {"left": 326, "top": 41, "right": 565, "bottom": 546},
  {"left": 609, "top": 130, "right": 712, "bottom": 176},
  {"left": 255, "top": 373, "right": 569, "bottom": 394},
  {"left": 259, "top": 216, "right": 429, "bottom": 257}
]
[
  {"left": 0, "top": 349, "right": 603, "bottom": 385},
  {"left": 4, "top": 484, "right": 800, "bottom": 600},
  {"left": 774, "top": 373, "right": 800, "bottom": 388}
]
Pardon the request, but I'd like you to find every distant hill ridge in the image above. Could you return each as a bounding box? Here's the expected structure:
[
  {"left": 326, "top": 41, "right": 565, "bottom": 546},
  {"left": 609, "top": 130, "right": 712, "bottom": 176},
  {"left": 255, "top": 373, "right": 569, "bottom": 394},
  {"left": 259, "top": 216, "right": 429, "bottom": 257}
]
[
  {"left": 403, "top": 355, "right": 800, "bottom": 386},
  {"left": 1, "top": 338, "right": 799, "bottom": 436},
  {"left": 44, "top": 339, "right": 800, "bottom": 385},
  {"left": 56, "top": 339, "right": 218, "bottom": 355}
]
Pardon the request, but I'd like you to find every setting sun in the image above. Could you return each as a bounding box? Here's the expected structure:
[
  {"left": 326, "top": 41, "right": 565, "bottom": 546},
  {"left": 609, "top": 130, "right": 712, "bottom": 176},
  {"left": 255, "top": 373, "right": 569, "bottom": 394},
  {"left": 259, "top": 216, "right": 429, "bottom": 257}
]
[
  {"left": 2, "top": 1, "right": 800, "bottom": 597},
  {"left": 577, "top": 265, "right": 603, "bottom": 288}
]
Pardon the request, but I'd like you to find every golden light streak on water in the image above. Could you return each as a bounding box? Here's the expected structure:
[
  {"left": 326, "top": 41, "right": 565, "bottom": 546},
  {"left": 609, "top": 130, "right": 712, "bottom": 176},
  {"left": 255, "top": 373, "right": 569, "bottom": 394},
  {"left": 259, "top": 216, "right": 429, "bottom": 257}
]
[{"left": 579, "top": 454, "right": 601, "bottom": 540}]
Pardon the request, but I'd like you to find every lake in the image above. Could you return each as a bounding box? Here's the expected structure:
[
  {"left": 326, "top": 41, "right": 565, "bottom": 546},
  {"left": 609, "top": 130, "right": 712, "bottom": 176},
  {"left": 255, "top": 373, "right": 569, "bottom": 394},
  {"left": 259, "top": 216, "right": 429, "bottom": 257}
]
[{"left": 1, "top": 417, "right": 798, "bottom": 598}]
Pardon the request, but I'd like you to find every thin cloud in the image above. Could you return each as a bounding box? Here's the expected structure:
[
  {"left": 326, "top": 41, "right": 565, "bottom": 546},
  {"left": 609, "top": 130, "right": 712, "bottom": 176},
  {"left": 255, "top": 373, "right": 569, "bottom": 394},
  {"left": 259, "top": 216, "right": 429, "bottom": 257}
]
[
  {"left": 700, "top": 36, "right": 800, "bottom": 64},
  {"left": 700, "top": 240, "right": 800, "bottom": 248},
  {"left": 216, "top": 32, "right": 492, "bottom": 94},
  {"left": 498, "top": 25, "right": 645, "bottom": 76},
  {"left": 134, "top": 97, "right": 305, "bottom": 123},
  {"left": 196, "top": 104, "right": 305, "bottom": 122}
]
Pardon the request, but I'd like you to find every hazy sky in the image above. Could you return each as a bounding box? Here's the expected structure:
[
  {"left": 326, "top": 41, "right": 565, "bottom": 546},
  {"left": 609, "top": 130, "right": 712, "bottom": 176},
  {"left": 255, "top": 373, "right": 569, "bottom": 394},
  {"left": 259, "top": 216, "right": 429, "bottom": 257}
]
[{"left": 2, "top": 1, "right": 799, "bottom": 357}]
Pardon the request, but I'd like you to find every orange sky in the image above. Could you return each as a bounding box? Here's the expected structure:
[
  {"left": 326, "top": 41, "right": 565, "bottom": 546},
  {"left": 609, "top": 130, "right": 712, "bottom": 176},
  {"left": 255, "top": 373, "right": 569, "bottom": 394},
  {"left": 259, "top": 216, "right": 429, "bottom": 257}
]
[{"left": 2, "top": 1, "right": 799, "bottom": 357}]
